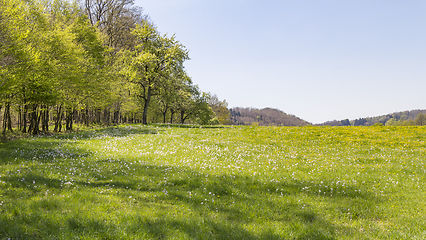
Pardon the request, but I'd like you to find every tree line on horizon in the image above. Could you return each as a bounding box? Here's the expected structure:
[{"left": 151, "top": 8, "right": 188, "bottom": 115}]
[
  {"left": 229, "top": 107, "right": 426, "bottom": 127},
  {"left": 0, "top": 0, "right": 231, "bottom": 136},
  {"left": 318, "top": 109, "right": 426, "bottom": 126}
]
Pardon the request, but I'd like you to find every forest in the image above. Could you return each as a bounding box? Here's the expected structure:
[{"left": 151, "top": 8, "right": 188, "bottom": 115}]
[
  {"left": 0, "top": 0, "right": 230, "bottom": 136},
  {"left": 318, "top": 109, "right": 426, "bottom": 126},
  {"left": 230, "top": 107, "right": 309, "bottom": 126}
]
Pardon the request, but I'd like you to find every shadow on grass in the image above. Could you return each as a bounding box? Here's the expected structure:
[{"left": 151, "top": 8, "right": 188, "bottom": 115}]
[
  {"left": 153, "top": 123, "right": 230, "bottom": 129},
  {"left": 0, "top": 137, "right": 93, "bottom": 168},
  {"left": 0, "top": 158, "right": 379, "bottom": 239},
  {"left": 0, "top": 125, "right": 160, "bottom": 166},
  {"left": 54, "top": 124, "right": 160, "bottom": 140}
]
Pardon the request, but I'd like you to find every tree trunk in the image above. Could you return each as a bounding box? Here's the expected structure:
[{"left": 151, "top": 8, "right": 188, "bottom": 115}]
[
  {"left": 95, "top": 108, "right": 101, "bottom": 124},
  {"left": 1, "top": 105, "right": 4, "bottom": 139},
  {"left": 36, "top": 108, "right": 42, "bottom": 133},
  {"left": 2, "top": 104, "right": 6, "bottom": 134},
  {"left": 113, "top": 110, "right": 119, "bottom": 124},
  {"left": 74, "top": 110, "right": 80, "bottom": 124},
  {"left": 0, "top": 105, "right": 3, "bottom": 132},
  {"left": 54, "top": 105, "right": 63, "bottom": 132},
  {"left": 85, "top": 108, "right": 90, "bottom": 126},
  {"left": 170, "top": 109, "right": 175, "bottom": 124},
  {"left": 80, "top": 108, "right": 86, "bottom": 126},
  {"left": 41, "top": 106, "right": 49, "bottom": 132},
  {"left": 161, "top": 108, "right": 168, "bottom": 124},
  {"left": 45, "top": 107, "right": 49, "bottom": 132},
  {"left": 103, "top": 107, "right": 110, "bottom": 125},
  {"left": 180, "top": 110, "right": 185, "bottom": 124},
  {"left": 58, "top": 113, "right": 63, "bottom": 132},
  {"left": 30, "top": 104, "right": 40, "bottom": 135},
  {"left": 22, "top": 104, "right": 28, "bottom": 133},
  {"left": 6, "top": 103, "right": 12, "bottom": 132},
  {"left": 142, "top": 87, "right": 152, "bottom": 125},
  {"left": 65, "top": 109, "right": 74, "bottom": 131},
  {"left": 17, "top": 106, "right": 21, "bottom": 131}
]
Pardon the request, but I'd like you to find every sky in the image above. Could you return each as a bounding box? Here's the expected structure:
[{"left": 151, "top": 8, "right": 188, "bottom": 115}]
[{"left": 134, "top": 0, "right": 426, "bottom": 124}]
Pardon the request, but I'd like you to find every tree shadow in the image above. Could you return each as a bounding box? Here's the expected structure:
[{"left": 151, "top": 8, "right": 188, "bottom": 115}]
[
  {"left": 54, "top": 125, "right": 161, "bottom": 140},
  {"left": 0, "top": 137, "right": 92, "bottom": 167},
  {"left": 0, "top": 125, "right": 160, "bottom": 166},
  {"left": 153, "top": 123, "right": 231, "bottom": 129}
]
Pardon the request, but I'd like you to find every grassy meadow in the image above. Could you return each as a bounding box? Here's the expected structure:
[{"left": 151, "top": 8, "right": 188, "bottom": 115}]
[{"left": 0, "top": 124, "right": 425, "bottom": 239}]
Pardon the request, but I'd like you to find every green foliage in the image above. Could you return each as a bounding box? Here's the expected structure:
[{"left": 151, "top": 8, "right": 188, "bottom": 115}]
[
  {"left": 176, "top": 85, "right": 215, "bottom": 125},
  {"left": 334, "top": 110, "right": 426, "bottom": 127},
  {"left": 250, "top": 121, "right": 259, "bottom": 126},
  {"left": 401, "top": 119, "right": 415, "bottom": 126},
  {"left": 385, "top": 118, "right": 398, "bottom": 126},
  {"left": 209, "top": 117, "right": 220, "bottom": 125},
  {"left": 386, "top": 113, "right": 426, "bottom": 127},
  {"left": 209, "top": 94, "right": 231, "bottom": 125},
  {"left": 1, "top": 0, "right": 221, "bottom": 135},
  {"left": 415, "top": 113, "right": 426, "bottom": 126},
  {"left": 119, "top": 20, "right": 193, "bottom": 124}
]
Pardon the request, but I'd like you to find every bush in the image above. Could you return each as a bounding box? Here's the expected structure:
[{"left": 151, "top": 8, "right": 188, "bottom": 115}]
[
  {"left": 250, "top": 122, "right": 259, "bottom": 126},
  {"left": 209, "top": 118, "right": 220, "bottom": 125}
]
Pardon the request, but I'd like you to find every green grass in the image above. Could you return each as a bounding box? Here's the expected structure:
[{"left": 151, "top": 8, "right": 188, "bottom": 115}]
[{"left": 1, "top": 124, "right": 426, "bottom": 239}]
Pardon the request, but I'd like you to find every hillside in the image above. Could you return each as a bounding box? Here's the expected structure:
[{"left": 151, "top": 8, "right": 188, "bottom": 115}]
[
  {"left": 230, "top": 107, "right": 310, "bottom": 126},
  {"left": 318, "top": 109, "right": 426, "bottom": 126}
]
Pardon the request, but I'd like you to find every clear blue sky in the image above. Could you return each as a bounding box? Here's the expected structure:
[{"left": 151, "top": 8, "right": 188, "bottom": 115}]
[{"left": 134, "top": 0, "right": 426, "bottom": 124}]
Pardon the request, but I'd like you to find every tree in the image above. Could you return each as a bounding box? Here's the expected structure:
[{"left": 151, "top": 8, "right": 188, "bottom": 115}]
[
  {"left": 401, "top": 119, "right": 415, "bottom": 126},
  {"left": 415, "top": 113, "right": 426, "bottom": 126},
  {"left": 354, "top": 118, "right": 367, "bottom": 126},
  {"left": 156, "top": 72, "right": 190, "bottom": 124},
  {"left": 341, "top": 119, "right": 351, "bottom": 126},
  {"left": 385, "top": 118, "right": 398, "bottom": 126},
  {"left": 120, "top": 20, "right": 189, "bottom": 124},
  {"left": 208, "top": 94, "right": 231, "bottom": 125},
  {"left": 177, "top": 84, "right": 214, "bottom": 125},
  {"left": 81, "top": 0, "right": 145, "bottom": 51}
]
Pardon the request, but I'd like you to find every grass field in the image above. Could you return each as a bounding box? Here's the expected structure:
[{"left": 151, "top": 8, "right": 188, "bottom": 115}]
[{"left": 0, "top": 125, "right": 425, "bottom": 239}]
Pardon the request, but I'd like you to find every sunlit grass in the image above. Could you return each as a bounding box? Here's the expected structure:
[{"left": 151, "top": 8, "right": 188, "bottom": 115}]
[{"left": 1, "top": 124, "right": 425, "bottom": 239}]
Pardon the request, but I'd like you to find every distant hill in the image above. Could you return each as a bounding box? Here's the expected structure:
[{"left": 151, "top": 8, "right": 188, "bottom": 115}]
[
  {"left": 230, "top": 107, "right": 310, "bottom": 126},
  {"left": 317, "top": 109, "right": 426, "bottom": 126}
]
